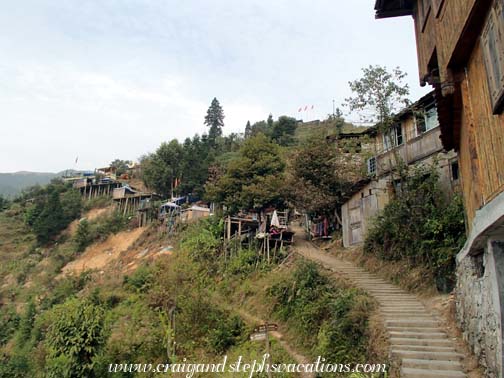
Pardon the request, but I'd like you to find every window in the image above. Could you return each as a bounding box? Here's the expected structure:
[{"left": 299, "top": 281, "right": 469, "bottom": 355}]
[
  {"left": 416, "top": 103, "right": 439, "bottom": 135},
  {"left": 451, "top": 160, "right": 459, "bottom": 181},
  {"left": 367, "top": 157, "right": 376, "bottom": 176},
  {"left": 482, "top": 2, "right": 504, "bottom": 114},
  {"left": 382, "top": 124, "right": 403, "bottom": 150}
]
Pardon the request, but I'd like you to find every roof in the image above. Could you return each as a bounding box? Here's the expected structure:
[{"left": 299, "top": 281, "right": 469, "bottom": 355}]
[
  {"left": 374, "top": 0, "right": 414, "bottom": 19},
  {"left": 343, "top": 178, "right": 373, "bottom": 201},
  {"left": 188, "top": 205, "right": 210, "bottom": 212},
  {"left": 366, "top": 90, "right": 436, "bottom": 133}
]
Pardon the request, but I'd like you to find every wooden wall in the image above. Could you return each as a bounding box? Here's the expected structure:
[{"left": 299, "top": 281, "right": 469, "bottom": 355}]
[
  {"left": 459, "top": 40, "right": 504, "bottom": 229},
  {"left": 414, "top": 0, "right": 478, "bottom": 82}
]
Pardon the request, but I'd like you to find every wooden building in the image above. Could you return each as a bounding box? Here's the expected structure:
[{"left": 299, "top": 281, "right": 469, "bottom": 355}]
[
  {"left": 73, "top": 177, "right": 122, "bottom": 199},
  {"left": 341, "top": 92, "right": 459, "bottom": 247},
  {"left": 374, "top": 1, "right": 504, "bottom": 376},
  {"left": 113, "top": 185, "right": 158, "bottom": 215}
]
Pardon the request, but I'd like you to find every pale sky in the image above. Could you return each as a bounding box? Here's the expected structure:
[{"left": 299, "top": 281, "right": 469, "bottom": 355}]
[{"left": 0, "top": 0, "right": 428, "bottom": 172}]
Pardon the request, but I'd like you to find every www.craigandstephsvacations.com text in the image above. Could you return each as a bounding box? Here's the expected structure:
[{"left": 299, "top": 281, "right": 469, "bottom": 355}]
[{"left": 108, "top": 355, "right": 387, "bottom": 377}]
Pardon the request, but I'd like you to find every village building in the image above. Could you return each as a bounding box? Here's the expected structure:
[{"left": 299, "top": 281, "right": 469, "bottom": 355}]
[
  {"left": 341, "top": 91, "right": 459, "bottom": 247},
  {"left": 374, "top": 0, "right": 504, "bottom": 376}
]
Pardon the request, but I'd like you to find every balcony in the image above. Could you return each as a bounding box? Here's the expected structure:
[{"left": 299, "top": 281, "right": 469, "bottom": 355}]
[{"left": 375, "top": 126, "right": 443, "bottom": 176}]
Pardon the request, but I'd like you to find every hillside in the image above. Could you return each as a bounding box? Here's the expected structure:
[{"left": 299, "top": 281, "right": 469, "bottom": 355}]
[
  {"left": 0, "top": 170, "right": 86, "bottom": 197},
  {"left": 0, "top": 172, "right": 57, "bottom": 197},
  {"left": 294, "top": 119, "right": 370, "bottom": 142}
]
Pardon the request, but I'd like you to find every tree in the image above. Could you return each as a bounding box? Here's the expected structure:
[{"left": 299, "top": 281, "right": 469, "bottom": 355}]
[
  {"left": 328, "top": 107, "right": 345, "bottom": 135},
  {"left": 250, "top": 120, "right": 269, "bottom": 137},
  {"left": 244, "top": 121, "right": 252, "bottom": 139},
  {"left": 0, "top": 195, "right": 9, "bottom": 211},
  {"left": 142, "top": 140, "right": 184, "bottom": 197},
  {"left": 179, "top": 135, "right": 212, "bottom": 198},
  {"left": 45, "top": 298, "right": 105, "bottom": 378},
  {"left": 271, "top": 116, "right": 297, "bottom": 146},
  {"left": 204, "top": 97, "right": 225, "bottom": 144},
  {"left": 267, "top": 113, "right": 274, "bottom": 129},
  {"left": 206, "top": 134, "right": 286, "bottom": 214},
  {"left": 286, "top": 136, "right": 359, "bottom": 217},
  {"left": 345, "top": 65, "right": 410, "bottom": 188},
  {"left": 32, "top": 190, "right": 65, "bottom": 244},
  {"left": 109, "top": 159, "right": 132, "bottom": 176},
  {"left": 75, "top": 219, "right": 91, "bottom": 252},
  {"left": 345, "top": 65, "right": 410, "bottom": 140}
]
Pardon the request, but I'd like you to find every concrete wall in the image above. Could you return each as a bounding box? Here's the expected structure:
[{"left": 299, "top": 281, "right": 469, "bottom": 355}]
[{"left": 456, "top": 239, "right": 504, "bottom": 378}]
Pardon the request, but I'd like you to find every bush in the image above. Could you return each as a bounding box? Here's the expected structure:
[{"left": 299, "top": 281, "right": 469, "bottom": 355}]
[
  {"left": 74, "top": 219, "right": 92, "bottom": 252},
  {"left": 0, "top": 306, "right": 20, "bottom": 346},
  {"left": 72, "top": 211, "right": 128, "bottom": 252},
  {"left": 24, "top": 185, "right": 82, "bottom": 245},
  {"left": 364, "top": 165, "right": 466, "bottom": 292},
  {"left": 180, "top": 217, "right": 223, "bottom": 264},
  {"left": 44, "top": 297, "right": 105, "bottom": 378},
  {"left": 269, "top": 262, "right": 372, "bottom": 363}
]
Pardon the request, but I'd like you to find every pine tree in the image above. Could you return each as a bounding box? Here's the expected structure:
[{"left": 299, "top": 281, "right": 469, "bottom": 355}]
[
  {"left": 267, "top": 113, "right": 274, "bottom": 129},
  {"left": 244, "top": 121, "right": 252, "bottom": 139},
  {"left": 204, "top": 97, "right": 225, "bottom": 144}
]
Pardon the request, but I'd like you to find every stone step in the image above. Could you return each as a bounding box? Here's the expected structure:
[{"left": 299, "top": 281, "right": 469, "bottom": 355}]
[
  {"left": 402, "top": 358, "right": 463, "bottom": 371},
  {"left": 386, "top": 320, "right": 439, "bottom": 328},
  {"left": 381, "top": 309, "right": 433, "bottom": 314},
  {"left": 392, "top": 349, "right": 463, "bottom": 361},
  {"left": 382, "top": 314, "right": 435, "bottom": 319},
  {"left": 401, "top": 367, "right": 466, "bottom": 377},
  {"left": 394, "top": 345, "right": 456, "bottom": 353},
  {"left": 389, "top": 331, "right": 447, "bottom": 339},
  {"left": 390, "top": 337, "right": 454, "bottom": 347},
  {"left": 387, "top": 326, "right": 443, "bottom": 333}
]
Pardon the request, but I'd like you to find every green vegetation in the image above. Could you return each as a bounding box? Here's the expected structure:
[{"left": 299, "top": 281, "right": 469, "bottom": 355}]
[
  {"left": 364, "top": 165, "right": 466, "bottom": 292},
  {"left": 206, "top": 134, "right": 286, "bottom": 214},
  {"left": 109, "top": 159, "right": 132, "bottom": 176},
  {"left": 286, "top": 135, "right": 361, "bottom": 217},
  {"left": 269, "top": 262, "right": 373, "bottom": 363},
  {"left": 74, "top": 211, "right": 129, "bottom": 252},
  {"left": 23, "top": 180, "right": 82, "bottom": 244}
]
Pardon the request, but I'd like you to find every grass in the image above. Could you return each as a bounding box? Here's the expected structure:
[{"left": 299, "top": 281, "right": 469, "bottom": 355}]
[{"left": 294, "top": 120, "right": 369, "bottom": 143}]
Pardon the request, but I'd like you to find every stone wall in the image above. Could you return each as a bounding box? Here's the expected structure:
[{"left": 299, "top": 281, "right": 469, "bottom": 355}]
[{"left": 456, "top": 240, "right": 503, "bottom": 378}]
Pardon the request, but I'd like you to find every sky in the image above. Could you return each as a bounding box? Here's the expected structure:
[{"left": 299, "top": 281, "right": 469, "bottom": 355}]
[{"left": 0, "top": 0, "right": 429, "bottom": 173}]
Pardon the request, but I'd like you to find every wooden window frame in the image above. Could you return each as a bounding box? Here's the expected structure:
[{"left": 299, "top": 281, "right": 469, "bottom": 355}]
[{"left": 482, "top": 1, "right": 504, "bottom": 114}]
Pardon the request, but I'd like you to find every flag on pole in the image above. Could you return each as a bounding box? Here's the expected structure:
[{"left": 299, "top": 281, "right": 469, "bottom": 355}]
[
  {"left": 298, "top": 107, "right": 302, "bottom": 112},
  {"left": 311, "top": 105, "right": 314, "bottom": 110},
  {"left": 304, "top": 105, "right": 308, "bottom": 111},
  {"left": 75, "top": 156, "right": 78, "bottom": 164}
]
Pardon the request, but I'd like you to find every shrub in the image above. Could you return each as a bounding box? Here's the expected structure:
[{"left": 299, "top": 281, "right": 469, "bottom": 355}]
[
  {"left": 0, "top": 306, "right": 20, "bottom": 346},
  {"left": 269, "top": 262, "right": 372, "bottom": 363},
  {"left": 364, "top": 165, "right": 466, "bottom": 292},
  {"left": 180, "top": 217, "right": 223, "bottom": 264},
  {"left": 44, "top": 297, "right": 105, "bottom": 378},
  {"left": 74, "top": 219, "right": 92, "bottom": 252}
]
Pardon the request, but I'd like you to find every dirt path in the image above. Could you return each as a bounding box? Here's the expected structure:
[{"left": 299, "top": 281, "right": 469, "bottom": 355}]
[
  {"left": 291, "top": 225, "right": 470, "bottom": 378},
  {"left": 222, "top": 305, "right": 314, "bottom": 378}
]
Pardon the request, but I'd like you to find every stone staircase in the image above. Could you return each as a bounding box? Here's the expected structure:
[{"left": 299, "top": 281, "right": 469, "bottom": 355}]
[
  {"left": 291, "top": 235, "right": 468, "bottom": 378},
  {"left": 331, "top": 262, "right": 466, "bottom": 377}
]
